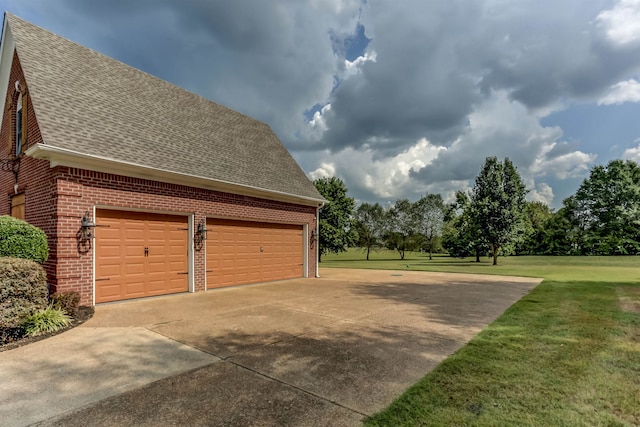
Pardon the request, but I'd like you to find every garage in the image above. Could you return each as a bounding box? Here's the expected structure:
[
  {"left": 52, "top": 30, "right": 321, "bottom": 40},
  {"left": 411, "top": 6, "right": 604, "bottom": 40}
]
[
  {"left": 206, "top": 219, "right": 304, "bottom": 289},
  {"left": 95, "top": 209, "right": 189, "bottom": 303}
]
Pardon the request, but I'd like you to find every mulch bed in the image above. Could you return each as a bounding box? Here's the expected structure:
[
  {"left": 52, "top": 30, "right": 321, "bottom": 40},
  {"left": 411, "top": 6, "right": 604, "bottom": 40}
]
[{"left": 0, "top": 306, "right": 94, "bottom": 352}]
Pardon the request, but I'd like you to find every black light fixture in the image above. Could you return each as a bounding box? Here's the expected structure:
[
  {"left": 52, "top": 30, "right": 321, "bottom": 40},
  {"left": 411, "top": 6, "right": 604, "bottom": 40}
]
[
  {"left": 195, "top": 218, "right": 208, "bottom": 244},
  {"left": 310, "top": 229, "right": 317, "bottom": 246},
  {"left": 80, "top": 212, "right": 96, "bottom": 240}
]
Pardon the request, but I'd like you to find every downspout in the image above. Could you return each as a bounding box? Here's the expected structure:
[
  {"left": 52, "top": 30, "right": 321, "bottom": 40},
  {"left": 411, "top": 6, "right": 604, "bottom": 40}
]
[{"left": 315, "top": 203, "right": 323, "bottom": 278}]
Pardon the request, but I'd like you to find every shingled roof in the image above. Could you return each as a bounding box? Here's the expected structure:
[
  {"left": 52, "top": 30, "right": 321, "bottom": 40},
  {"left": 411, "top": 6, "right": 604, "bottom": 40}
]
[{"left": 1, "top": 13, "right": 323, "bottom": 204}]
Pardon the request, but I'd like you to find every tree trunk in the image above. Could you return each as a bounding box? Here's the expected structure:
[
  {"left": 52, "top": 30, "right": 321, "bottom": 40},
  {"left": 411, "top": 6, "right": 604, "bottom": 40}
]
[
  {"left": 428, "top": 245, "right": 433, "bottom": 260},
  {"left": 366, "top": 246, "right": 370, "bottom": 261},
  {"left": 475, "top": 249, "right": 480, "bottom": 263},
  {"left": 318, "top": 250, "right": 322, "bottom": 263},
  {"left": 492, "top": 244, "right": 498, "bottom": 265}
]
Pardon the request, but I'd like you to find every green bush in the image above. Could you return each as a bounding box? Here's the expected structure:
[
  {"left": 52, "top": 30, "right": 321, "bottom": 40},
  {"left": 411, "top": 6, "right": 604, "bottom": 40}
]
[
  {"left": 0, "top": 215, "right": 49, "bottom": 263},
  {"left": 21, "top": 306, "right": 71, "bottom": 337},
  {"left": 0, "top": 257, "right": 48, "bottom": 328},
  {"left": 51, "top": 291, "right": 80, "bottom": 317}
]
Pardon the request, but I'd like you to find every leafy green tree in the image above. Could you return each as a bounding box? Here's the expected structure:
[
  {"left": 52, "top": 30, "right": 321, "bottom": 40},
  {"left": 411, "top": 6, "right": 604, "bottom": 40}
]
[
  {"left": 384, "top": 199, "right": 419, "bottom": 260},
  {"left": 442, "top": 191, "right": 488, "bottom": 261},
  {"left": 415, "top": 194, "right": 445, "bottom": 260},
  {"left": 471, "top": 157, "right": 527, "bottom": 265},
  {"left": 354, "top": 202, "right": 385, "bottom": 260},
  {"left": 517, "top": 201, "right": 554, "bottom": 255},
  {"left": 567, "top": 159, "right": 640, "bottom": 255},
  {"left": 540, "top": 206, "right": 576, "bottom": 255},
  {"left": 313, "top": 177, "right": 356, "bottom": 262}
]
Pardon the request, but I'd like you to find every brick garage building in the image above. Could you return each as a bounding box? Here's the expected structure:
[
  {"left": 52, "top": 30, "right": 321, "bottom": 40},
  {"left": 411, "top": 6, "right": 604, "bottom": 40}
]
[{"left": 0, "top": 14, "right": 324, "bottom": 305}]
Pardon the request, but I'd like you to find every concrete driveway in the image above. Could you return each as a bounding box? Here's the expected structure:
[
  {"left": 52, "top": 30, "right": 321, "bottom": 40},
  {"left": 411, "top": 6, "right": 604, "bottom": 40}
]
[{"left": 0, "top": 269, "right": 541, "bottom": 426}]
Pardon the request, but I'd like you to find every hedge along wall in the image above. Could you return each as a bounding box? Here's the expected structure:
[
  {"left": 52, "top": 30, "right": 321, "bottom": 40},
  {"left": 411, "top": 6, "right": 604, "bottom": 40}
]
[{"left": 0, "top": 257, "right": 48, "bottom": 328}]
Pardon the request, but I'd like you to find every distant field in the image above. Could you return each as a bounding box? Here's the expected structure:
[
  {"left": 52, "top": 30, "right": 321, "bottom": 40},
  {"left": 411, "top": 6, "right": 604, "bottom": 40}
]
[
  {"left": 321, "top": 249, "right": 640, "bottom": 426},
  {"left": 320, "top": 248, "right": 640, "bottom": 282}
]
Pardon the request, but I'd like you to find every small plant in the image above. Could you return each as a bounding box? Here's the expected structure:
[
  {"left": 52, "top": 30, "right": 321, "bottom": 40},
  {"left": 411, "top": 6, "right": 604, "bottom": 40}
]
[
  {"left": 51, "top": 291, "right": 80, "bottom": 317},
  {"left": 21, "top": 306, "right": 71, "bottom": 337}
]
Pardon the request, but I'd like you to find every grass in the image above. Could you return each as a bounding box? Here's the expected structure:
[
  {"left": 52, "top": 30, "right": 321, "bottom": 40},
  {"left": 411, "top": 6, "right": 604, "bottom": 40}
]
[
  {"left": 321, "top": 248, "right": 640, "bottom": 282},
  {"left": 322, "top": 249, "right": 640, "bottom": 426}
]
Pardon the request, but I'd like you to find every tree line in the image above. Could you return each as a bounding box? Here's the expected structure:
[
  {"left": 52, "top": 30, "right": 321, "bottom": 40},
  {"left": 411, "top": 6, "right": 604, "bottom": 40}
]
[{"left": 314, "top": 157, "right": 640, "bottom": 264}]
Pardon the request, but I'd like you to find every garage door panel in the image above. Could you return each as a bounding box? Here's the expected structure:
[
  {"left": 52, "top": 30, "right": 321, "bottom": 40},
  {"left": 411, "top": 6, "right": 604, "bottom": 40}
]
[
  {"left": 125, "top": 262, "right": 145, "bottom": 275},
  {"left": 206, "top": 218, "right": 303, "bottom": 289},
  {"left": 96, "top": 210, "right": 188, "bottom": 303}
]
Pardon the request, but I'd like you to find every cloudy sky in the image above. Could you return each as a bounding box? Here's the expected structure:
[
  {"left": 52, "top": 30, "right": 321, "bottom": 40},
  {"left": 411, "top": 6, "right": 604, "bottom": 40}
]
[{"left": 3, "top": 0, "right": 640, "bottom": 208}]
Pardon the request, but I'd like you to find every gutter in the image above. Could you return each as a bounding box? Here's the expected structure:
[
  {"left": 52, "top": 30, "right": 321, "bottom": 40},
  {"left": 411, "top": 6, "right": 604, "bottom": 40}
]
[
  {"left": 26, "top": 143, "right": 326, "bottom": 207},
  {"left": 315, "top": 203, "right": 324, "bottom": 278}
]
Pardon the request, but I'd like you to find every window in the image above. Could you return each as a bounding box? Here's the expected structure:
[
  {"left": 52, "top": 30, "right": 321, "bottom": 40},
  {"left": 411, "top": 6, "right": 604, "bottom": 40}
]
[
  {"left": 11, "top": 193, "right": 25, "bottom": 220},
  {"left": 15, "top": 92, "right": 23, "bottom": 156}
]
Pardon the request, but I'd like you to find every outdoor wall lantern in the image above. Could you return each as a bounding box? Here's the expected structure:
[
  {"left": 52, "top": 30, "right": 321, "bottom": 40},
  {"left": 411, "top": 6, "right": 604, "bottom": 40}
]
[
  {"left": 310, "top": 229, "right": 317, "bottom": 247},
  {"left": 79, "top": 212, "right": 96, "bottom": 240},
  {"left": 195, "top": 219, "right": 208, "bottom": 244}
]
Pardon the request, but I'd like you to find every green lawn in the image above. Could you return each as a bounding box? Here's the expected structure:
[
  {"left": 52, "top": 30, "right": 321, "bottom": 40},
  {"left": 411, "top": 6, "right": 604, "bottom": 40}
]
[{"left": 323, "top": 249, "right": 640, "bottom": 426}]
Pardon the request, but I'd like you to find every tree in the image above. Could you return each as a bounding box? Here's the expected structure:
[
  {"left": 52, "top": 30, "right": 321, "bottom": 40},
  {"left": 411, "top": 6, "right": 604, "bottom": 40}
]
[
  {"left": 471, "top": 157, "right": 527, "bottom": 265},
  {"left": 415, "top": 194, "right": 445, "bottom": 260},
  {"left": 313, "top": 177, "right": 356, "bottom": 262},
  {"left": 442, "top": 190, "right": 488, "bottom": 261},
  {"left": 566, "top": 159, "right": 640, "bottom": 255},
  {"left": 516, "top": 201, "right": 553, "bottom": 255},
  {"left": 354, "top": 202, "right": 385, "bottom": 260},
  {"left": 384, "top": 199, "right": 419, "bottom": 260},
  {"left": 539, "top": 206, "right": 577, "bottom": 255}
]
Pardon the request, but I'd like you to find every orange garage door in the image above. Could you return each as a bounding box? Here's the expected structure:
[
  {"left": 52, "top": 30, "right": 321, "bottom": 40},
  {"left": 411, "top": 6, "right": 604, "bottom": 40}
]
[
  {"left": 95, "top": 210, "right": 189, "bottom": 303},
  {"left": 206, "top": 219, "right": 303, "bottom": 289}
]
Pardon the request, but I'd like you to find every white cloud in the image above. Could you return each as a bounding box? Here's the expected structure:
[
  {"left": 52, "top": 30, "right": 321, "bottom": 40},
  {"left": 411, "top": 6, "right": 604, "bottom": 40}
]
[
  {"left": 622, "top": 139, "right": 640, "bottom": 162},
  {"left": 309, "top": 138, "right": 446, "bottom": 199},
  {"left": 344, "top": 51, "right": 377, "bottom": 77},
  {"left": 596, "top": 0, "right": 640, "bottom": 46},
  {"left": 598, "top": 79, "right": 640, "bottom": 105},
  {"left": 309, "top": 103, "right": 332, "bottom": 132},
  {"left": 532, "top": 149, "right": 596, "bottom": 180},
  {"left": 380, "top": 90, "right": 597, "bottom": 206},
  {"left": 528, "top": 183, "right": 555, "bottom": 205},
  {"left": 308, "top": 162, "right": 337, "bottom": 180}
]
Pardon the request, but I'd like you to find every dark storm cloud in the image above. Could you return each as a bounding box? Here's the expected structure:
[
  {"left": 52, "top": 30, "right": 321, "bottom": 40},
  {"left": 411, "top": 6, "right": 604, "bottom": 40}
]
[
  {"left": 319, "top": 0, "right": 640, "bottom": 154},
  {"left": 6, "top": 0, "right": 640, "bottom": 207},
  {"left": 28, "top": 0, "right": 356, "bottom": 145}
]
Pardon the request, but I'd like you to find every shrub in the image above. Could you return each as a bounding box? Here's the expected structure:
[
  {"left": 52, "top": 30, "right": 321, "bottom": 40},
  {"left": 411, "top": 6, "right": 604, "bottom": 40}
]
[
  {"left": 51, "top": 291, "right": 80, "bottom": 317},
  {"left": 0, "top": 215, "right": 49, "bottom": 263},
  {"left": 21, "top": 306, "right": 71, "bottom": 337},
  {"left": 0, "top": 257, "right": 48, "bottom": 328}
]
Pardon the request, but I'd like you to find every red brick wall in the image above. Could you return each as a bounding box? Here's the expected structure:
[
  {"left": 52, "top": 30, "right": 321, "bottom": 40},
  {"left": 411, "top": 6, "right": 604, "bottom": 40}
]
[
  {"left": 0, "top": 51, "right": 57, "bottom": 284},
  {"left": 53, "top": 168, "right": 317, "bottom": 305},
  {"left": 1, "top": 50, "right": 318, "bottom": 306}
]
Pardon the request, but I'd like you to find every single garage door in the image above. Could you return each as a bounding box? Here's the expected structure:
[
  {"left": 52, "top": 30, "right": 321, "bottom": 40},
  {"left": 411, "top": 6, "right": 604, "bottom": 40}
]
[
  {"left": 206, "top": 219, "right": 303, "bottom": 289},
  {"left": 95, "top": 209, "right": 189, "bottom": 303}
]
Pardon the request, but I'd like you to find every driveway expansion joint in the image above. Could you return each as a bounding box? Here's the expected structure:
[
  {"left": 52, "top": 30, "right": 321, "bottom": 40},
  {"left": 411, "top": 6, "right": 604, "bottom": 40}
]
[{"left": 224, "top": 357, "right": 370, "bottom": 419}]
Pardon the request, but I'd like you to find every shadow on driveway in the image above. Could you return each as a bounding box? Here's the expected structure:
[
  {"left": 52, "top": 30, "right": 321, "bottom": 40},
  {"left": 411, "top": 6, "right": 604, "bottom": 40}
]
[{"left": 3, "top": 268, "right": 540, "bottom": 427}]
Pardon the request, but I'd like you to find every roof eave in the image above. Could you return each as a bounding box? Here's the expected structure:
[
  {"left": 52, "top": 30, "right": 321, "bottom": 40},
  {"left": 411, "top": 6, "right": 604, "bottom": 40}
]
[{"left": 25, "top": 143, "right": 326, "bottom": 207}]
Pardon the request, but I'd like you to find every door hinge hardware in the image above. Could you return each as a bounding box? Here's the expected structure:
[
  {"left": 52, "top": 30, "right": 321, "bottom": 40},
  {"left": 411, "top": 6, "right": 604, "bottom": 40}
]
[
  {"left": 177, "top": 271, "right": 189, "bottom": 275},
  {"left": 95, "top": 278, "right": 110, "bottom": 281}
]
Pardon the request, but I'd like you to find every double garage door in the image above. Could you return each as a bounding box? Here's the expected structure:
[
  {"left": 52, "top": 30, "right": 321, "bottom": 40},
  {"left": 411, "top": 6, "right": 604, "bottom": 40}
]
[{"left": 95, "top": 210, "right": 304, "bottom": 303}]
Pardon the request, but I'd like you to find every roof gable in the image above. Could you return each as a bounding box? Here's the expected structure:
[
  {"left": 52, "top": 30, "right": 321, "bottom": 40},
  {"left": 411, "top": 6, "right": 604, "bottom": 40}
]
[{"left": 2, "top": 13, "right": 323, "bottom": 204}]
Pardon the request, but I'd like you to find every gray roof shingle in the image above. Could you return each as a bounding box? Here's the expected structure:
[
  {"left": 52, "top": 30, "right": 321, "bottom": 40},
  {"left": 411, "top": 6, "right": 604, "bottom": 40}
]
[{"left": 5, "top": 13, "right": 323, "bottom": 203}]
